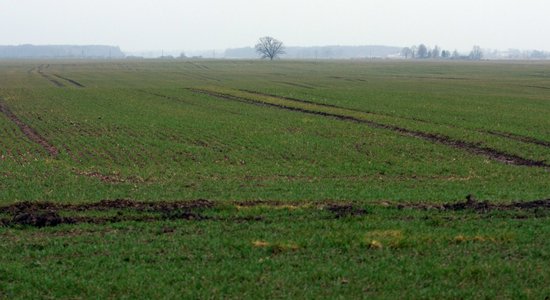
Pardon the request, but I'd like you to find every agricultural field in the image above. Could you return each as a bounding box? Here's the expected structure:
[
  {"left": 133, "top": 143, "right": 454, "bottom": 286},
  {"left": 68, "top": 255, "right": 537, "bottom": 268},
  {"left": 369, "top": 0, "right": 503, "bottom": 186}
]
[{"left": 0, "top": 59, "right": 549, "bottom": 298}]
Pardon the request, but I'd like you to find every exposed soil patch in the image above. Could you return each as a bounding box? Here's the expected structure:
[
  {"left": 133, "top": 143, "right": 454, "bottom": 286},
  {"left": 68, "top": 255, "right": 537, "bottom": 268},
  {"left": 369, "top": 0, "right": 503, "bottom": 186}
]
[
  {"left": 191, "top": 89, "right": 549, "bottom": 168},
  {"left": 11, "top": 210, "right": 72, "bottom": 227},
  {"left": 0, "top": 199, "right": 214, "bottom": 214},
  {"left": 325, "top": 204, "right": 368, "bottom": 218},
  {"left": 0, "top": 99, "right": 59, "bottom": 157},
  {"left": 392, "top": 195, "right": 550, "bottom": 212},
  {"left": 2, "top": 197, "right": 550, "bottom": 228},
  {"left": 0, "top": 199, "right": 215, "bottom": 227},
  {"left": 53, "top": 74, "right": 85, "bottom": 88}
]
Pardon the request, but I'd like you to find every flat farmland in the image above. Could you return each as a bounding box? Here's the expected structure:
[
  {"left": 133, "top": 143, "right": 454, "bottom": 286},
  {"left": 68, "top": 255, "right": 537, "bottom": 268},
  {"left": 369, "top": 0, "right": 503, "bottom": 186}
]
[{"left": 0, "top": 60, "right": 549, "bottom": 298}]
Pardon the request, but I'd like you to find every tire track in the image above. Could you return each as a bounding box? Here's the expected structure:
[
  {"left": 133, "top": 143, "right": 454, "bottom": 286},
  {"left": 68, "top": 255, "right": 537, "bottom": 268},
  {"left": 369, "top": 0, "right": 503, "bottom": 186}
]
[
  {"left": 242, "top": 89, "right": 550, "bottom": 150},
  {"left": 36, "top": 65, "right": 65, "bottom": 87},
  {"left": 485, "top": 130, "right": 550, "bottom": 148},
  {"left": 274, "top": 81, "right": 316, "bottom": 89},
  {"left": 0, "top": 99, "right": 59, "bottom": 157},
  {"left": 53, "top": 74, "right": 85, "bottom": 88},
  {"left": 190, "top": 88, "right": 549, "bottom": 168}
]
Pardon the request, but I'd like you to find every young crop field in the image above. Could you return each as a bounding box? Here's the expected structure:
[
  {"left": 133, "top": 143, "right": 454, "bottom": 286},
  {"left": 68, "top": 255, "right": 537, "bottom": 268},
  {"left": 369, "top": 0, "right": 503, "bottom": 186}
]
[{"left": 0, "top": 59, "right": 549, "bottom": 298}]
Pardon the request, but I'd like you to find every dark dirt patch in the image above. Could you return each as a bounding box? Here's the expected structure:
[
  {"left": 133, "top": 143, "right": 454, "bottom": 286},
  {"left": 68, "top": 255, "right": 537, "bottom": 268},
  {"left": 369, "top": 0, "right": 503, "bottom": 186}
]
[
  {"left": 393, "top": 195, "right": 550, "bottom": 212},
  {"left": 0, "top": 99, "right": 59, "bottom": 157},
  {"left": 191, "top": 89, "right": 549, "bottom": 168},
  {"left": 11, "top": 210, "right": 73, "bottom": 227},
  {"left": 0, "top": 199, "right": 214, "bottom": 214},
  {"left": 0, "top": 199, "right": 215, "bottom": 227},
  {"left": 53, "top": 74, "right": 85, "bottom": 88},
  {"left": 325, "top": 204, "right": 368, "bottom": 218}
]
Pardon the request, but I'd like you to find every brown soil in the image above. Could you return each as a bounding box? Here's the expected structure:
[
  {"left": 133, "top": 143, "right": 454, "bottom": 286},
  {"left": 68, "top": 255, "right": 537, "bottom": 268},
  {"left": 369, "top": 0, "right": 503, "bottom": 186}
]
[
  {"left": 233, "top": 200, "right": 287, "bottom": 207},
  {"left": 2, "top": 197, "right": 550, "bottom": 228},
  {"left": 325, "top": 204, "right": 368, "bottom": 218},
  {"left": 0, "top": 199, "right": 214, "bottom": 227},
  {"left": 11, "top": 210, "right": 73, "bottom": 227},
  {"left": 392, "top": 195, "right": 550, "bottom": 212},
  {"left": 0, "top": 100, "right": 59, "bottom": 157},
  {"left": 192, "top": 89, "right": 549, "bottom": 168},
  {"left": 0, "top": 199, "right": 214, "bottom": 214}
]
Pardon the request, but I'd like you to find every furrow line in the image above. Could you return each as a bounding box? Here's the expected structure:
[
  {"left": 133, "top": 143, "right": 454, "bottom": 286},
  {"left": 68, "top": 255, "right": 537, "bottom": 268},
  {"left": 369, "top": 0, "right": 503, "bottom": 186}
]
[
  {"left": 37, "top": 70, "right": 65, "bottom": 87},
  {"left": 242, "top": 89, "right": 550, "bottom": 149},
  {"left": 53, "top": 74, "right": 85, "bottom": 87},
  {"left": 190, "top": 89, "right": 549, "bottom": 168},
  {"left": 0, "top": 99, "right": 59, "bottom": 157}
]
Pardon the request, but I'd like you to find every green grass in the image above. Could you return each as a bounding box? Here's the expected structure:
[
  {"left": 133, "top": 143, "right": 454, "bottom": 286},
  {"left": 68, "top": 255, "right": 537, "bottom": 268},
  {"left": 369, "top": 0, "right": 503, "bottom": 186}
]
[
  {"left": 1, "top": 204, "right": 550, "bottom": 299},
  {"left": 0, "top": 59, "right": 549, "bottom": 298}
]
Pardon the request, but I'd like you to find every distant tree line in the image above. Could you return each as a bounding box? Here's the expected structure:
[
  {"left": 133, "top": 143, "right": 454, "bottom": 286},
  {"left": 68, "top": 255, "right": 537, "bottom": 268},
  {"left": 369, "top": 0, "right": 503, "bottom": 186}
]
[
  {"left": 0, "top": 45, "right": 124, "bottom": 59},
  {"left": 401, "top": 44, "right": 484, "bottom": 60}
]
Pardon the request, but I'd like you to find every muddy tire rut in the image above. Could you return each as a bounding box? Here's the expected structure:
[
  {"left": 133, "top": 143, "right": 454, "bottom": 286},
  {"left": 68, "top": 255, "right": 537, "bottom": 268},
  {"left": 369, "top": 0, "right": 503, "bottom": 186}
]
[
  {"left": 190, "top": 89, "right": 549, "bottom": 169},
  {"left": 241, "top": 89, "right": 550, "bottom": 150},
  {"left": 0, "top": 99, "right": 59, "bottom": 157},
  {"left": 53, "top": 74, "right": 85, "bottom": 88}
]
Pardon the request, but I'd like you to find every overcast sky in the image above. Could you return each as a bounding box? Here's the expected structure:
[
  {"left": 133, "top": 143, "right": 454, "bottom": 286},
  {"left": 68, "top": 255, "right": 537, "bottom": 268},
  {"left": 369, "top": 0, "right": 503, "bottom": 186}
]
[{"left": 1, "top": 0, "right": 548, "bottom": 52}]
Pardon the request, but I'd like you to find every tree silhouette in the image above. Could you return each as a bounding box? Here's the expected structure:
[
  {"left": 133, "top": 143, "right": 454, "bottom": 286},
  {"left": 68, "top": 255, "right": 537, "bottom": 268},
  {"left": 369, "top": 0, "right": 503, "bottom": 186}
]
[{"left": 255, "top": 36, "right": 285, "bottom": 60}]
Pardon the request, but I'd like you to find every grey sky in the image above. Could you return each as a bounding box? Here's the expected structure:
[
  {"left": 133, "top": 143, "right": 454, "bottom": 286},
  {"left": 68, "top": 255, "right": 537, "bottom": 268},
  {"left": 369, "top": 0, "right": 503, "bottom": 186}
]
[{"left": 1, "top": 0, "right": 548, "bottom": 52}]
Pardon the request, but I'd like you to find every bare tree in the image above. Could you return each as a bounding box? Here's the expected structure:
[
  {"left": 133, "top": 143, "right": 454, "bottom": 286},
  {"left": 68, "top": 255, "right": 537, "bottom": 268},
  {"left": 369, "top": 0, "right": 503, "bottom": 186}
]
[
  {"left": 255, "top": 36, "right": 285, "bottom": 60},
  {"left": 469, "top": 45, "right": 483, "bottom": 60}
]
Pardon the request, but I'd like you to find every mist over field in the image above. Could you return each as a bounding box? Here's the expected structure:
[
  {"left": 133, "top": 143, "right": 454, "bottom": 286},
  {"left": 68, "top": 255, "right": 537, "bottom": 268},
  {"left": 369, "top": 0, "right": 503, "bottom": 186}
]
[{"left": 1, "top": 0, "right": 549, "bottom": 56}]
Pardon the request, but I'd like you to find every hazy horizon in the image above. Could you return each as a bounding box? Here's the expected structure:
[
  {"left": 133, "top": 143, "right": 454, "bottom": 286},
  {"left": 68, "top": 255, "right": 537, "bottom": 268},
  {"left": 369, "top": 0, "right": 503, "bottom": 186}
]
[{"left": 2, "top": 0, "right": 549, "bottom": 53}]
